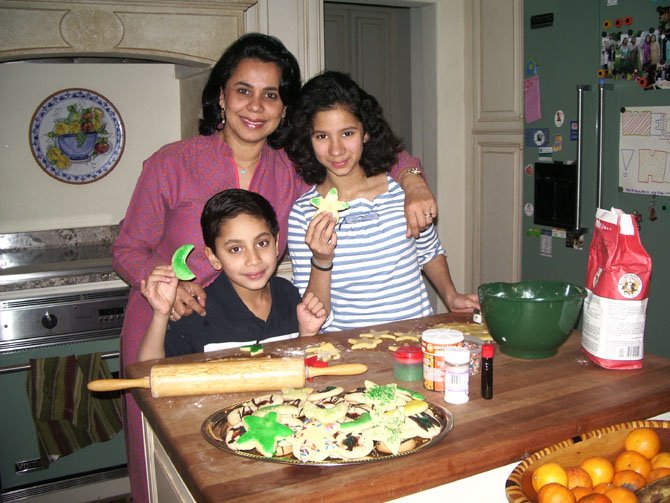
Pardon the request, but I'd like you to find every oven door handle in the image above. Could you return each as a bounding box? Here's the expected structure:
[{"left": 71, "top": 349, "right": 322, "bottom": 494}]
[{"left": 0, "top": 351, "right": 119, "bottom": 375}]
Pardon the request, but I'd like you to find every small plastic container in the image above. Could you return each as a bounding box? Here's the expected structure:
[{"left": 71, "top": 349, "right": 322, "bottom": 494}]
[
  {"left": 393, "top": 345, "right": 423, "bottom": 382},
  {"left": 422, "top": 328, "right": 464, "bottom": 391},
  {"left": 443, "top": 346, "right": 471, "bottom": 405}
]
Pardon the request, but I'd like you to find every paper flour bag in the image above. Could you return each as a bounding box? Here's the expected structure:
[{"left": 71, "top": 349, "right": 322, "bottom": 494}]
[{"left": 581, "top": 208, "right": 652, "bottom": 369}]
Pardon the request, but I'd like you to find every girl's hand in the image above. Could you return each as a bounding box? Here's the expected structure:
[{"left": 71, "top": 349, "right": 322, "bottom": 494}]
[
  {"left": 402, "top": 176, "right": 438, "bottom": 238},
  {"left": 305, "top": 212, "right": 337, "bottom": 263},
  {"left": 140, "top": 265, "right": 179, "bottom": 317},
  {"left": 297, "top": 292, "right": 328, "bottom": 337},
  {"left": 446, "top": 292, "right": 481, "bottom": 313},
  {"left": 171, "top": 281, "right": 207, "bottom": 320}
]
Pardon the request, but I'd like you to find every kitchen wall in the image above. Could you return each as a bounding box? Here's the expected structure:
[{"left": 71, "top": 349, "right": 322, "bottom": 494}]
[{"left": 0, "top": 63, "right": 181, "bottom": 233}]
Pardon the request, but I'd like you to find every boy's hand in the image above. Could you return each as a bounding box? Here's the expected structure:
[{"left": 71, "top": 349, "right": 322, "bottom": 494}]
[
  {"left": 305, "top": 212, "right": 337, "bottom": 264},
  {"left": 297, "top": 292, "right": 328, "bottom": 337},
  {"left": 140, "top": 265, "right": 179, "bottom": 317}
]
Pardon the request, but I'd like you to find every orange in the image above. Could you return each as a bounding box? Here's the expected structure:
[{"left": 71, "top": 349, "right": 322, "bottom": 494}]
[
  {"left": 581, "top": 457, "right": 615, "bottom": 486},
  {"left": 593, "top": 482, "right": 614, "bottom": 494},
  {"left": 571, "top": 486, "right": 593, "bottom": 500},
  {"left": 611, "top": 469, "right": 646, "bottom": 491},
  {"left": 651, "top": 451, "right": 670, "bottom": 470},
  {"left": 624, "top": 428, "right": 660, "bottom": 460},
  {"left": 538, "top": 482, "right": 576, "bottom": 503},
  {"left": 603, "top": 486, "right": 638, "bottom": 503},
  {"left": 614, "top": 450, "right": 652, "bottom": 479},
  {"left": 533, "top": 462, "right": 569, "bottom": 492},
  {"left": 567, "top": 467, "right": 593, "bottom": 489},
  {"left": 647, "top": 466, "right": 670, "bottom": 483},
  {"left": 577, "top": 494, "right": 612, "bottom": 503}
]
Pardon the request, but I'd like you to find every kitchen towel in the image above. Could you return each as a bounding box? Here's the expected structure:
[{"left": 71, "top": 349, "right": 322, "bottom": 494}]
[
  {"left": 524, "top": 75, "right": 542, "bottom": 123},
  {"left": 27, "top": 353, "right": 123, "bottom": 463}
]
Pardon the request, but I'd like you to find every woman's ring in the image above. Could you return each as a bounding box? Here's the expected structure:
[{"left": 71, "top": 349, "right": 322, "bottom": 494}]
[{"left": 424, "top": 212, "right": 432, "bottom": 218}]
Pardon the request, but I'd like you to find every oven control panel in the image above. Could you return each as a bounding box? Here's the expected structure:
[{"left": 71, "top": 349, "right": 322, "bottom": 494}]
[{"left": 0, "top": 286, "right": 130, "bottom": 352}]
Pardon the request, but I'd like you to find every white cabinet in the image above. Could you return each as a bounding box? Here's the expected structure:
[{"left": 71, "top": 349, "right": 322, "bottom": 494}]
[{"left": 471, "top": 0, "right": 524, "bottom": 285}]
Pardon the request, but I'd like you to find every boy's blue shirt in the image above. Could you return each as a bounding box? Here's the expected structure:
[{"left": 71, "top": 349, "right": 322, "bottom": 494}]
[{"left": 164, "top": 272, "right": 301, "bottom": 357}]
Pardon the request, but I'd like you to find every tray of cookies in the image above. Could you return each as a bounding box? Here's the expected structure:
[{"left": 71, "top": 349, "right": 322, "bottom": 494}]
[{"left": 201, "top": 381, "right": 453, "bottom": 465}]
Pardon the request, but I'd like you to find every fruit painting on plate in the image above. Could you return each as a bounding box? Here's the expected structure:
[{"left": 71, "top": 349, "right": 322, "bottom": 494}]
[{"left": 29, "top": 88, "right": 125, "bottom": 184}]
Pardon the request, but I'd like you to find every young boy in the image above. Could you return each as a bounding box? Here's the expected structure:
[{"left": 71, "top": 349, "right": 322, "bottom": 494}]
[{"left": 137, "top": 189, "right": 327, "bottom": 361}]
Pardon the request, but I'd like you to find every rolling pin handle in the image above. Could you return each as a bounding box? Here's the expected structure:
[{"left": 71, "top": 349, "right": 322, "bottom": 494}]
[{"left": 87, "top": 376, "right": 151, "bottom": 392}]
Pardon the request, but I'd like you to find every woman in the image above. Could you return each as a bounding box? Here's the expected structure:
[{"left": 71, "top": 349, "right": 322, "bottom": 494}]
[{"left": 112, "top": 33, "right": 435, "bottom": 503}]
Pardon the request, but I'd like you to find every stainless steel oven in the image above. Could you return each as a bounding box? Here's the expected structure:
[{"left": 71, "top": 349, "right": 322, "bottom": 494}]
[{"left": 0, "top": 281, "right": 129, "bottom": 502}]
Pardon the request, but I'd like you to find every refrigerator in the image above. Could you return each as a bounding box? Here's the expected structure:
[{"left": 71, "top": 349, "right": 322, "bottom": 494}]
[{"left": 522, "top": 0, "right": 670, "bottom": 358}]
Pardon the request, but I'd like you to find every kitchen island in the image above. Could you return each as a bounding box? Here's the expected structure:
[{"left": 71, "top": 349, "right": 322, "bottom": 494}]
[{"left": 126, "top": 313, "right": 670, "bottom": 502}]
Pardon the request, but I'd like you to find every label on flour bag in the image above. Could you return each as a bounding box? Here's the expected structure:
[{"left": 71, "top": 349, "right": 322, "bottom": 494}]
[
  {"left": 581, "top": 208, "right": 652, "bottom": 370},
  {"left": 582, "top": 292, "right": 647, "bottom": 359}
]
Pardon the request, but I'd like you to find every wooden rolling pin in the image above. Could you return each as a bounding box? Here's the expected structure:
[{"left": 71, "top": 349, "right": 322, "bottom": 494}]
[{"left": 87, "top": 357, "right": 367, "bottom": 398}]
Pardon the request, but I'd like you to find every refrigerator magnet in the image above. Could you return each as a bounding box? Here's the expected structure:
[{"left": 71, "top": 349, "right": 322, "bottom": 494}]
[
  {"left": 554, "top": 110, "right": 565, "bottom": 127},
  {"left": 570, "top": 121, "right": 579, "bottom": 141},
  {"left": 524, "top": 203, "right": 534, "bottom": 217},
  {"left": 553, "top": 134, "right": 563, "bottom": 152},
  {"left": 525, "top": 164, "right": 534, "bottom": 176}
]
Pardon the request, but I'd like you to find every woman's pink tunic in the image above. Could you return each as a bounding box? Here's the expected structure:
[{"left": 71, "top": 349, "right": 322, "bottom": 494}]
[{"left": 112, "top": 133, "right": 419, "bottom": 503}]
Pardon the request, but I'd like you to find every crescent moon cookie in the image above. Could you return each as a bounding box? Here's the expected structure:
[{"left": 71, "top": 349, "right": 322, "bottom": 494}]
[
  {"left": 171, "top": 244, "right": 196, "bottom": 280},
  {"left": 234, "top": 412, "right": 294, "bottom": 457},
  {"left": 310, "top": 187, "right": 349, "bottom": 222}
]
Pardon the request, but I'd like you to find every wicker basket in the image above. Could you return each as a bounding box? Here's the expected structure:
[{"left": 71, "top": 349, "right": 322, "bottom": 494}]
[{"left": 505, "top": 419, "right": 670, "bottom": 503}]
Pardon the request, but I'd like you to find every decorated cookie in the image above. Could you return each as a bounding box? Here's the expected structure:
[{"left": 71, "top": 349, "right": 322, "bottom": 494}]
[
  {"left": 310, "top": 187, "right": 349, "bottom": 222},
  {"left": 364, "top": 409, "right": 408, "bottom": 455},
  {"left": 303, "top": 400, "right": 349, "bottom": 424},
  {"left": 281, "top": 387, "right": 313, "bottom": 407},
  {"left": 225, "top": 424, "right": 247, "bottom": 450},
  {"left": 377, "top": 437, "right": 417, "bottom": 455},
  {"left": 240, "top": 343, "right": 264, "bottom": 356},
  {"left": 235, "top": 412, "right": 293, "bottom": 457},
  {"left": 291, "top": 420, "right": 340, "bottom": 462},
  {"left": 252, "top": 404, "right": 302, "bottom": 418},
  {"left": 339, "top": 411, "right": 373, "bottom": 432},
  {"left": 403, "top": 399, "right": 429, "bottom": 417},
  {"left": 360, "top": 383, "right": 408, "bottom": 411},
  {"left": 334, "top": 430, "right": 374, "bottom": 459},
  {"left": 171, "top": 244, "right": 196, "bottom": 281},
  {"left": 404, "top": 409, "right": 442, "bottom": 439},
  {"left": 307, "top": 385, "right": 344, "bottom": 402}
]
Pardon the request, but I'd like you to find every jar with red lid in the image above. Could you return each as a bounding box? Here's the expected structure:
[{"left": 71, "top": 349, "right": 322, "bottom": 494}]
[{"left": 392, "top": 345, "right": 423, "bottom": 382}]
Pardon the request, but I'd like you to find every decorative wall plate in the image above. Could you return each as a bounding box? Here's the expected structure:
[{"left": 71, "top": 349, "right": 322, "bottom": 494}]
[{"left": 29, "top": 88, "right": 125, "bottom": 184}]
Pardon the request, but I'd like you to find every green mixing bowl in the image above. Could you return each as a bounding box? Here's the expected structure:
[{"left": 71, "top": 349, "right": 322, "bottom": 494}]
[{"left": 478, "top": 280, "right": 586, "bottom": 359}]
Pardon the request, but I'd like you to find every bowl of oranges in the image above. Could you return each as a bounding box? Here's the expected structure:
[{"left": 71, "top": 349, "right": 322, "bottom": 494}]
[{"left": 505, "top": 420, "right": 670, "bottom": 503}]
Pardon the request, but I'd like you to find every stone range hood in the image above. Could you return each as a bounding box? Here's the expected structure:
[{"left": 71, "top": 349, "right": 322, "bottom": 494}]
[{"left": 0, "top": 0, "right": 257, "bottom": 137}]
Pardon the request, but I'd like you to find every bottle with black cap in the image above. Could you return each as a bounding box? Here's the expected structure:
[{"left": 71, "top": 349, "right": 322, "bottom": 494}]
[{"left": 481, "top": 343, "right": 494, "bottom": 399}]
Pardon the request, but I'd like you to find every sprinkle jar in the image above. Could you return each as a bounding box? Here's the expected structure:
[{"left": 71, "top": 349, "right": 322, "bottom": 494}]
[
  {"left": 421, "top": 328, "right": 464, "bottom": 391},
  {"left": 392, "top": 345, "right": 423, "bottom": 382},
  {"left": 444, "top": 346, "right": 471, "bottom": 405}
]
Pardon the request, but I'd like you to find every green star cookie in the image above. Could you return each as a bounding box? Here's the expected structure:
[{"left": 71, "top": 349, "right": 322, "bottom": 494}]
[
  {"left": 310, "top": 187, "right": 349, "bottom": 222},
  {"left": 235, "top": 412, "right": 293, "bottom": 457}
]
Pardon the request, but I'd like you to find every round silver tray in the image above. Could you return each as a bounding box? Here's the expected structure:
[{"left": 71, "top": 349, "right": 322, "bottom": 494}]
[{"left": 201, "top": 398, "right": 454, "bottom": 466}]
